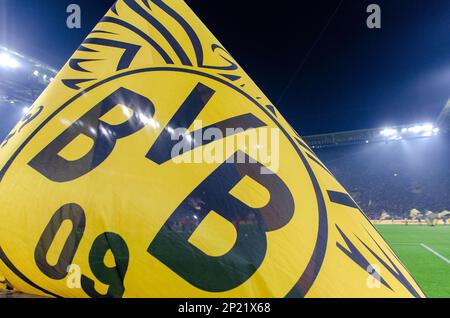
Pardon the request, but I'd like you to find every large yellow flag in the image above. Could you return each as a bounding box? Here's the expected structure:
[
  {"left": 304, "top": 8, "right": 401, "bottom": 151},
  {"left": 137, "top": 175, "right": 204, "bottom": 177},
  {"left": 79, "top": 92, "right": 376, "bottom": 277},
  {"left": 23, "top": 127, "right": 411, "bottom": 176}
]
[{"left": 0, "top": 0, "right": 424, "bottom": 298}]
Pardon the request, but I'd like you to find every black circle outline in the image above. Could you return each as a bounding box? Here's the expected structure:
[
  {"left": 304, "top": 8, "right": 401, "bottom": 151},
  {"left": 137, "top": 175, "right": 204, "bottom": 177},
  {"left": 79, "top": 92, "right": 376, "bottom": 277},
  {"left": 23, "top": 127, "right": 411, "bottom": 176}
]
[{"left": 0, "top": 67, "right": 328, "bottom": 297}]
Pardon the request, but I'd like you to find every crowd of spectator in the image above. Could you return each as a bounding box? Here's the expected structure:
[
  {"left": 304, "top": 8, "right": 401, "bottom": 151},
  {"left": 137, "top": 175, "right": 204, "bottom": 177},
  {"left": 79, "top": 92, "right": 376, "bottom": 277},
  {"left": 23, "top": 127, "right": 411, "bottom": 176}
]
[{"left": 316, "top": 134, "right": 450, "bottom": 219}]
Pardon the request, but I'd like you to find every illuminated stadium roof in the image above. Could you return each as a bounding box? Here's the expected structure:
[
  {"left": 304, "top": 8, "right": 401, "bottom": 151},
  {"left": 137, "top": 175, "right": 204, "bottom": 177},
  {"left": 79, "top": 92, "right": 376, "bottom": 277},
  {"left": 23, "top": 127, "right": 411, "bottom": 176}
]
[
  {"left": 303, "top": 123, "right": 443, "bottom": 149},
  {"left": 302, "top": 96, "right": 449, "bottom": 149}
]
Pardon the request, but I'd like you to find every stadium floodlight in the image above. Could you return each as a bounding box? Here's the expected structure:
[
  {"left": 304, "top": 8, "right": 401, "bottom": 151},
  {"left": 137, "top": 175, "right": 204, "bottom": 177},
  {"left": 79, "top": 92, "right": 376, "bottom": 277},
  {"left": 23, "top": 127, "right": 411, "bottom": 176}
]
[
  {"left": 0, "top": 52, "right": 20, "bottom": 69},
  {"left": 421, "top": 124, "right": 434, "bottom": 132},
  {"left": 380, "top": 128, "right": 397, "bottom": 137},
  {"left": 408, "top": 125, "right": 423, "bottom": 134},
  {"left": 33, "top": 70, "right": 39, "bottom": 76}
]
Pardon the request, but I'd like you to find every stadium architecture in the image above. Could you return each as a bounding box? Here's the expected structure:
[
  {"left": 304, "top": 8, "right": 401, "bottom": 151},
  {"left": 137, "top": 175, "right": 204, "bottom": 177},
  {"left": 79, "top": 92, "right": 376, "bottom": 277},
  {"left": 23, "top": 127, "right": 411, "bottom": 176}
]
[{"left": 1, "top": 45, "right": 449, "bottom": 224}]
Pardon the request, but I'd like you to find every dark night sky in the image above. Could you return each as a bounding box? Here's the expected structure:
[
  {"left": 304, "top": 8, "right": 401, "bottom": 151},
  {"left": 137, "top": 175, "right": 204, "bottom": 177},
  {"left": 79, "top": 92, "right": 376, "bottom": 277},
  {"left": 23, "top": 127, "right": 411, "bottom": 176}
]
[{"left": 1, "top": 0, "right": 449, "bottom": 135}]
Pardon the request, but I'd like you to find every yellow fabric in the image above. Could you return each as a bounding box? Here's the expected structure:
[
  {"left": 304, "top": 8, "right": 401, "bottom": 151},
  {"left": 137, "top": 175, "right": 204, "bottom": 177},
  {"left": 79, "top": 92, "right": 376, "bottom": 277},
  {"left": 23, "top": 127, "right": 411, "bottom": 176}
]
[
  {"left": 0, "top": 0, "right": 424, "bottom": 298},
  {"left": 0, "top": 273, "right": 7, "bottom": 291}
]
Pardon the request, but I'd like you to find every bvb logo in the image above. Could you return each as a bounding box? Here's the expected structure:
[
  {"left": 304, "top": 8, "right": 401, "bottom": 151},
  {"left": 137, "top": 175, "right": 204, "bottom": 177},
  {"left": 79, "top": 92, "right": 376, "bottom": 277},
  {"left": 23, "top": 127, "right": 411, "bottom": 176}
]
[{"left": 0, "top": 68, "right": 326, "bottom": 297}]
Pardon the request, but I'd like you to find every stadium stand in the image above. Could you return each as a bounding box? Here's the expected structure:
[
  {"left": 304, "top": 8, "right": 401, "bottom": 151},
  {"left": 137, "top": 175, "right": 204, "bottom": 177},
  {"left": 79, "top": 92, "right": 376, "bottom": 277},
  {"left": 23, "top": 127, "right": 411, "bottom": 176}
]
[
  {"left": 313, "top": 133, "right": 450, "bottom": 220},
  {"left": 303, "top": 101, "right": 450, "bottom": 221}
]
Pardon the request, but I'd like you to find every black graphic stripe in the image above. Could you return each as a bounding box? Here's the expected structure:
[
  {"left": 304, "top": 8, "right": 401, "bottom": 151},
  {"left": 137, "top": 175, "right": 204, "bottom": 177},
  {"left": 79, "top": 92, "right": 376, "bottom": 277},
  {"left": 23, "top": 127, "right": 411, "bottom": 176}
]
[
  {"left": 307, "top": 153, "right": 334, "bottom": 176},
  {"left": 219, "top": 73, "right": 241, "bottom": 81},
  {"left": 123, "top": 0, "right": 192, "bottom": 66},
  {"left": 295, "top": 136, "right": 314, "bottom": 153},
  {"left": 77, "top": 45, "right": 98, "bottom": 53},
  {"left": 142, "top": 0, "right": 151, "bottom": 10},
  {"left": 83, "top": 38, "right": 141, "bottom": 71},
  {"left": 202, "top": 44, "right": 239, "bottom": 71},
  {"left": 362, "top": 229, "right": 423, "bottom": 298},
  {"left": 285, "top": 144, "right": 328, "bottom": 297},
  {"left": 0, "top": 68, "right": 329, "bottom": 298},
  {"left": 101, "top": 16, "right": 174, "bottom": 64},
  {"left": 128, "top": 1, "right": 240, "bottom": 79},
  {"left": 69, "top": 58, "right": 102, "bottom": 73},
  {"left": 152, "top": 0, "right": 203, "bottom": 66},
  {"left": 111, "top": 1, "right": 118, "bottom": 15},
  {"left": 62, "top": 78, "right": 96, "bottom": 90},
  {"left": 328, "top": 188, "right": 378, "bottom": 228},
  {"left": 335, "top": 225, "right": 392, "bottom": 291},
  {"left": 266, "top": 105, "right": 277, "bottom": 117},
  {"left": 151, "top": 1, "right": 240, "bottom": 73},
  {"left": 90, "top": 30, "right": 117, "bottom": 35},
  {"left": 327, "top": 191, "right": 358, "bottom": 209}
]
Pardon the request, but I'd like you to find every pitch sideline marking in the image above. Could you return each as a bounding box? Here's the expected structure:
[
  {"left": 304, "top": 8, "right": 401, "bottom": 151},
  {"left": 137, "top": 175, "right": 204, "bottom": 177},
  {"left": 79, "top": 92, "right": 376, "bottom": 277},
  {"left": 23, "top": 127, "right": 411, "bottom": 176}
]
[
  {"left": 420, "top": 244, "right": 450, "bottom": 265},
  {"left": 389, "top": 243, "right": 417, "bottom": 245}
]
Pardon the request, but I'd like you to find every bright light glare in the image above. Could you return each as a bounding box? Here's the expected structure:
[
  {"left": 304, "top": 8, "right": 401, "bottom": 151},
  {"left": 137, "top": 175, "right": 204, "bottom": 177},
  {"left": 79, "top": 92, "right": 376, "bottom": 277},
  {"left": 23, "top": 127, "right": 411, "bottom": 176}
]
[
  {"left": 403, "top": 124, "right": 435, "bottom": 135},
  {"left": 421, "top": 124, "right": 433, "bottom": 132},
  {"left": 33, "top": 70, "right": 39, "bottom": 76},
  {"left": 166, "top": 126, "right": 174, "bottom": 134},
  {"left": 0, "top": 53, "right": 20, "bottom": 69},
  {"left": 380, "top": 128, "right": 397, "bottom": 137},
  {"left": 380, "top": 123, "right": 439, "bottom": 141},
  {"left": 100, "top": 126, "right": 109, "bottom": 136},
  {"left": 408, "top": 125, "right": 423, "bottom": 134},
  {"left": 139, "top": 113, "right": 150, "bottom": 124},
  {"left": 60, "top": 119, "right": 71, "bottom": 126},
  {"left": 122, "top": 107, "right": 132, "bottom": 118},
  {"left": 149, "top": 118, "right": 160, "bottom": 129},
  {"left": 22, "top": 107, "right": 30, "bottom": 114}
]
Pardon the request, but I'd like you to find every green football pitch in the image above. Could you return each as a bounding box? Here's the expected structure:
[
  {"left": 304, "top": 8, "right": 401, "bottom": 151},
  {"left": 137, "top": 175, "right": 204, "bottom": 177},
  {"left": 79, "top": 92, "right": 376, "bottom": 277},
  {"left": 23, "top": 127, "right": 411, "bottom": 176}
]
[{"left": 375, "top": 224, "right": 450, "bottom": 298}]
